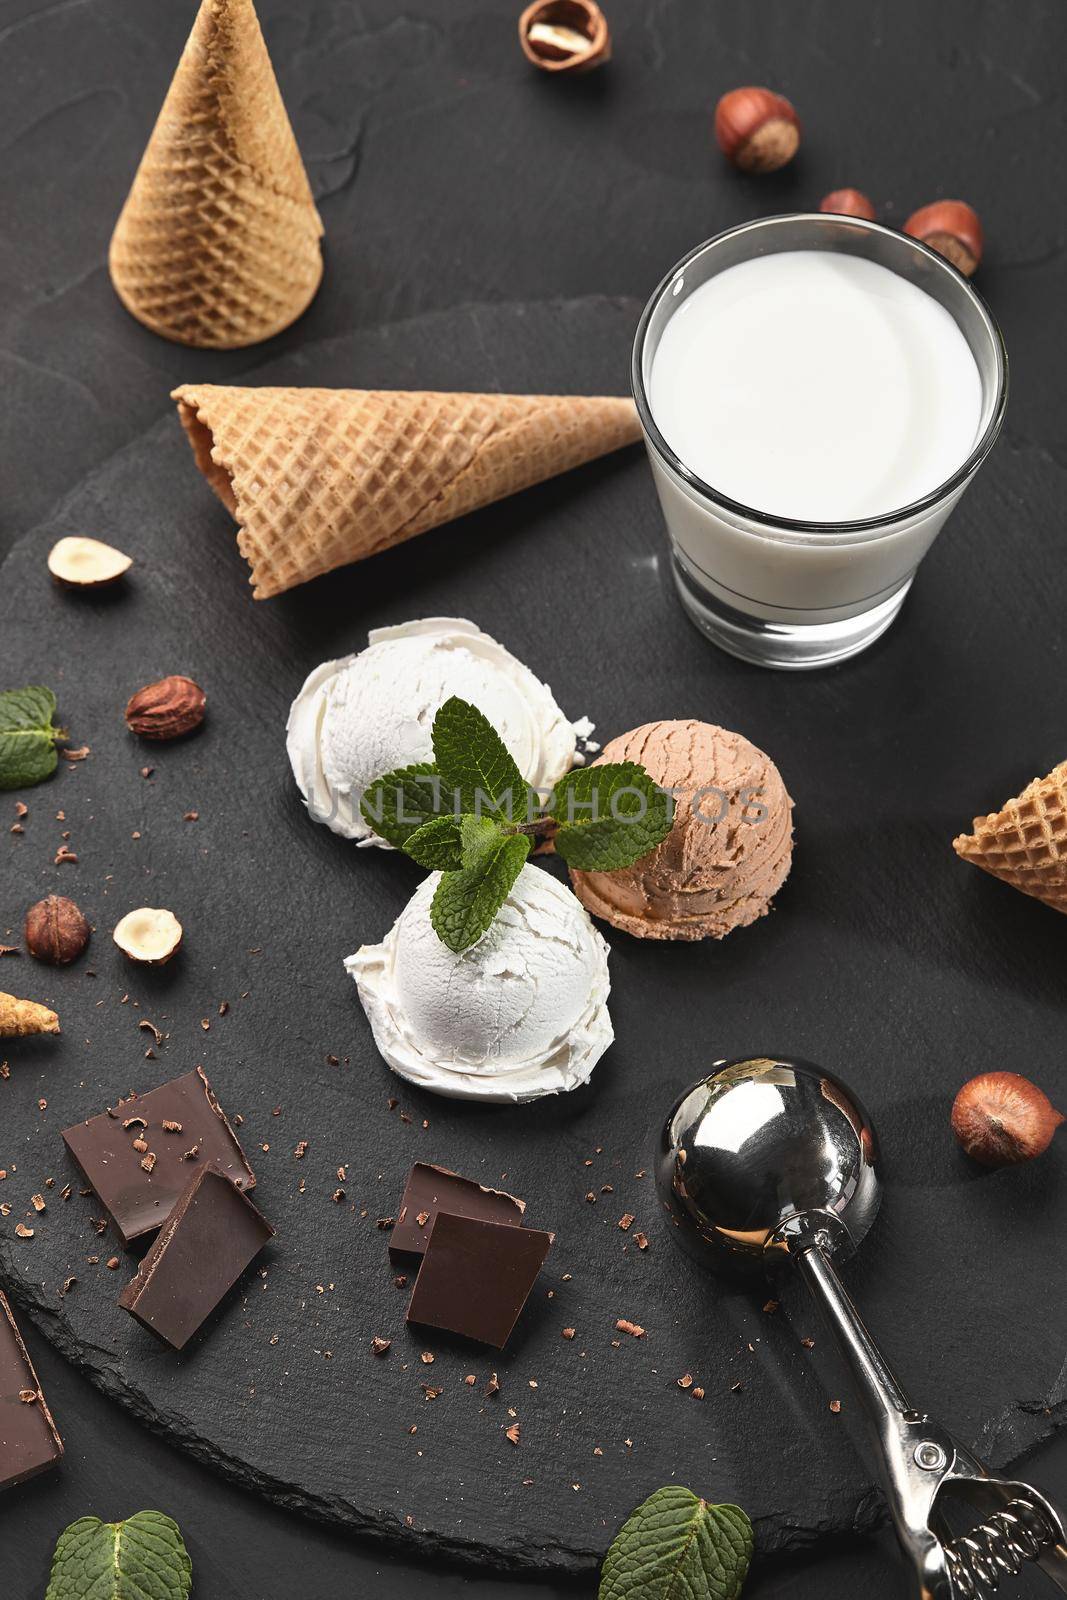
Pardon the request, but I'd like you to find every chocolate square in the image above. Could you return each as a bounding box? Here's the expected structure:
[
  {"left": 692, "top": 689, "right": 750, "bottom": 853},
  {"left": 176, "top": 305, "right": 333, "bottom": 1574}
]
[
  {"left": 390, "top": 1163, "right": 525, "bottom": 1258},
  {"left": 118, "top": 1168, "right": 274, "bottom": 1351},
  {"left": 62, "top": 1067, "right": 254, "bottom": 1244},
  {"left": 406, "top": 1212, "right": 554, "bottom": 1348},
  {"left": 0, "top": 1291, "right": 63, "bottom": 1490}
]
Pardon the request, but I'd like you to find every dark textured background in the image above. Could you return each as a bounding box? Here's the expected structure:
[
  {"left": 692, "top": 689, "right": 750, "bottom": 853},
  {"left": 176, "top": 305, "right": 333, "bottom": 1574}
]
[{"left": 3, "top": 1, "right": 1067, "bottom": 1597}]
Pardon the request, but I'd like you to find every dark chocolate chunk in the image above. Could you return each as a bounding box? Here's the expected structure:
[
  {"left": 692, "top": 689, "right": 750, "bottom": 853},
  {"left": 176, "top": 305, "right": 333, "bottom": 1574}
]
[
  {"left": 118, "top": 1168, "right": 274, "bottom": 1350},
  {"left": 390, "top": 1163, "right": 525, "bottom": 1259},
  {"left": 0, "top": 1290, "right": 63, "bottom": 1489},
  {"left": 407, "top": 1213, "right": 554, "bottom": 1348},
  {"left": 62, "top": 1067, "right": 255, "bottom": 1245}
]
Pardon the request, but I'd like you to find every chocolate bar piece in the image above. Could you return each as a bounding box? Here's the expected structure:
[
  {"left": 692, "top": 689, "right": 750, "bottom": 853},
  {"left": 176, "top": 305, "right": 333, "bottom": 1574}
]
[
  {"left": 407, "top": 1212, "right": 554, "bottom": 1348},
  {"left": 119, "top": 1168, "right": 274, "bottom": 1350},
  {"left": 390, "top": 1163, "right": 525, "bottom": 1258},
  {"left": 0, "top": 1291, "right": 63, "bottom": 1490},
  {"left": 62, "top": 1067, "right": 255, "bottom": 1244}
]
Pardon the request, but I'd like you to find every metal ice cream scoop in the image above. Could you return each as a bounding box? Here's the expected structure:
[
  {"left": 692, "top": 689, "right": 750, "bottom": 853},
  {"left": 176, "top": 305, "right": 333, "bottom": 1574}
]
[{"left": 656, "top": 1055, "right": 1067, "bottom": 1600}]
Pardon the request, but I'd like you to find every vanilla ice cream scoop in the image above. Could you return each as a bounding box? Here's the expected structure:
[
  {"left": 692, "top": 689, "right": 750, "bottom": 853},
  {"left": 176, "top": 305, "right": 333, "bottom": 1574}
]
[
  {"left": 287, "top": 618, "right": 578, "bottom": 844},
  {"left": 346, "top": 865, "right": 613, "bottom": 1101},
  {"left": 569, "top": 719, "right": 793, "bottom": 940}
]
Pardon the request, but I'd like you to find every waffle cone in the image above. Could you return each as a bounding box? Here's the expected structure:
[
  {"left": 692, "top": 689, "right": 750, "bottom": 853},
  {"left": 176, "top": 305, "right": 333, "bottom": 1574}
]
[
  {"left": 953, "top": 759, "right": 1067, "bottom": 913},
  {"left": 171, "top": 384, "right": 641, "bottom": 598},
  {"left": 109, "top": 0, "right": 323, "bottom": 350}
]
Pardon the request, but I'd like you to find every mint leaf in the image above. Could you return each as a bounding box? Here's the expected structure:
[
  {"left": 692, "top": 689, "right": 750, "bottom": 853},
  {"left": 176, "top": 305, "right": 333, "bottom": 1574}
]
[
  {"left": 552, "top": 763, "right": 674, "bottom": 871},
  {"left": 360, "top": 763, "right": 443, "bottom": 848},
  {"left": 46, "top": 1509, "right": 192, "bottom": 1600},
  {"left": 431, "top": 698, "right": 532, "bottom": 824},
  {"left": 430, "top": 834, "right": 531, "bottom": 952},
  {"left": 0, "top": 685, "right": 64, "bottom": 791},
  {"left": 599, "top": 1487, "right": 753, "bottom": 1600},
  {"left": 460, "top": 812, "right": 507, "bottom": 868},
  {"left": 404, "top": 815, "right": 466, "bottom": 870}
]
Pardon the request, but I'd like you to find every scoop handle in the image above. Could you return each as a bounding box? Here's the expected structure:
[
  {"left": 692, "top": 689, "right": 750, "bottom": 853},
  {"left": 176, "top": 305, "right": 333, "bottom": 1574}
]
[{"left": 796, "top": 1244, "right": 956, "bottom": 1599}]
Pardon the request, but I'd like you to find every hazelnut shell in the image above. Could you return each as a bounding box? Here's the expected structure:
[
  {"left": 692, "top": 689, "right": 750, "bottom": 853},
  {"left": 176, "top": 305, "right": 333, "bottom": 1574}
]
[{"left": 519, "top": 0, "right": 610, "bottom": 73}]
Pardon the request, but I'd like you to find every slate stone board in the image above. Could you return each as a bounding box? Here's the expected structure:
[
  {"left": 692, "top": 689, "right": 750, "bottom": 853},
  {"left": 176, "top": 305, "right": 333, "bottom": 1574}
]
[{"left": 0, "top": 298, "right": 1064, "bottom": 1575}]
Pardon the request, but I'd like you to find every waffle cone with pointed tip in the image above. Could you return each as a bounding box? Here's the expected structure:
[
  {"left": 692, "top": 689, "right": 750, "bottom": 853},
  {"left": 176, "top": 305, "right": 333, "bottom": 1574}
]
[
  {"left": 953, "top": 759, "right": 1067, "bottom": 913},
  {"left": 109, "top": 0, "right": 323, "bottom": 349},
  {"left": 172, "top": 384, "right": 640, "bottom": 598}
]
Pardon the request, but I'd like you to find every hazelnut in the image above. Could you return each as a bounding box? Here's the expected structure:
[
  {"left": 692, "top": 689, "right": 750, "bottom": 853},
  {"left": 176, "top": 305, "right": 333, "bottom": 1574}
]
[
  {"left": 951, "top": 1071, "right": 1064, "bottom": 1166},
  {"left": 47, "top": 536, "right": 132, "bottom": 588},
  {"left": 714, "top": 87, "right": 800, "bottom": 173},
  {"left": 904, "top": 200, "right": 983, "bottom": 277},
  {"left": 819, "top": 188, "right": 876, "bottom": 220},
  {"left": 519, "top": 0, "right": 610, "bottom": 73},
  {"left": 113, "top": 907, "right": 183, "bottom": 966},
  {"left": 24, "top": 895, "right": 90, "bottom": 965},
  {"left": 125, "top": 676, "right": 205, "bottom": 741}
]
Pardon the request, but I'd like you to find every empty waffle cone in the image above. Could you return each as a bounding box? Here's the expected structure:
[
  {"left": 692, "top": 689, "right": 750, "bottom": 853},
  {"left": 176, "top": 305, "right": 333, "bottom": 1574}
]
[
  {"left": 172, "top": 385, "right": 641, "bottom": 598},
  {"left": 109, "top": 0, "right": 323, "bottom": 349},
  {"left": 953, "top": 759, "right": 1067, "bottom": 914}
]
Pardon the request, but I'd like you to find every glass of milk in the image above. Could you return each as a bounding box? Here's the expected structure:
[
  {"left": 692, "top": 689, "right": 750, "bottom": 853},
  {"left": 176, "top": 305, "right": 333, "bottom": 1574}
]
[{"left": 633, "top": 215, "right": 1007, "bottom": 669}]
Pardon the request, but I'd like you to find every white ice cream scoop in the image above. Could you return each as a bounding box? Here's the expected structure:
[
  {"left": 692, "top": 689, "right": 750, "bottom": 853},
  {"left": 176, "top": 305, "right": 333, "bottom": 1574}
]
[
  {"left": 286, "top": 618, "right": 578, "bottom": 845},
  {"left": 346, "top": 865, "right": 613, "bottom": 1102}
]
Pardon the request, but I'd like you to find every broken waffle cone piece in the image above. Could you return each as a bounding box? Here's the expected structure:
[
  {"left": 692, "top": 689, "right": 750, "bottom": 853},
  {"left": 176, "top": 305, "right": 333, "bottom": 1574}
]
[
  {"left": 953, "top": 758, "right": 1067, "bottom": 914},
  {"left": 172, "top": 385, "right": 641, "bottom": 598},
  {"left": 0, "top": 992, "right": 60, "bottom": 1037},
  {"left": 108, "top": 0, "right": 323, "bottom": 349}
]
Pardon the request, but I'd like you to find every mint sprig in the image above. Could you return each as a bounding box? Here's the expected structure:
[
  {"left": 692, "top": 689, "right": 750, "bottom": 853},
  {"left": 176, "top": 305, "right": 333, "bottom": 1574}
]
[
  {"left": 431, "top": 832, "right": 531, "bottom": 952},
  {"left": 433, "top": 697, "right": 535, "bottom": 821},
  {"left": 550, "top": 762, "right": 675, "bottom": 871},
  {"left": 46, "top": 1509, "right": 192, "bottom": 1600},
  {"left": 363, "top": 696, "right": 674, "bottom": 951},
  {"left": 0, "top": 685, "right": 66, "bottom": 791},
  {"left": 599, "top": 1486, "right": 753, "bottom": 1600},
  {"left": 360, "top": 762, "right": 442, "bottom": 849}
]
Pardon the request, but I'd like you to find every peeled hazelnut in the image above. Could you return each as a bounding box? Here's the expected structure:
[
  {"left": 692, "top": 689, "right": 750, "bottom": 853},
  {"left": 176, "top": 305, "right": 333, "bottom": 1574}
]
[
  {"left": 819, "top": 188, "right": 876, "bottom": 220},
  {"left": 951, "top": 1071, "right": 1064, "bottom": 1166},
  {"left": 715, "top": 87, "right": 800, "bottom": 173},
  {"left": 519, "top": 0, "right": 610, "bottom": 73},
  {"left": 48, "top": 536, "right": 132, "bottom": 588},
  {"left": 113, "top": 908, "right": 183, "bottom": 966},
  {"left": 904, "top": 200, "right": 983, "bottom": 277},
  {"left": 125, "top": 676, "right": 205, "bottom": 741},
  {"left": 25, "top": 895, "right": 90, "bottom": 965}
]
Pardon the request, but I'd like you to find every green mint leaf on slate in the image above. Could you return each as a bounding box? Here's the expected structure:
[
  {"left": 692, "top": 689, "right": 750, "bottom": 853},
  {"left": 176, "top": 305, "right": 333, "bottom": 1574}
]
[
  {"left": 551, "top": 762, "right": 674, "bottom": 871},
  {"left": 360, "top": 762, "right": 443, "bottom": 848},
  {"left": 599, "top": 1486, "right": 753, "bottom": 1600},
  {"left": 404, "top": 815, "right": 466, "bottom": 871},
  {"left": 0, "top": 685, "right": 64, "bottom": 791},
  {"left": 430, "top": 832, "right": 531, "bottom": 952},
  {"left": 431, "top": 697, "right": 531, "bottom": 823},
  {"left": 46, "top": 1509, "right": 192, "bottom": 1600},
  {"left": 460, "top": 812, "right": 508, "bottom": 868}
]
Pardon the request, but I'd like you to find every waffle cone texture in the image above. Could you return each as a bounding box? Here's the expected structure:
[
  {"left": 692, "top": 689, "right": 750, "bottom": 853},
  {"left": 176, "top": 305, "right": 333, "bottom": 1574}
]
[
  {"left": 172, "top": 384, "right": 640, "bottom": 598},
  {"left": 109, "top": 0, "right": 323, "bottom": 349},
  {"left": 953, "top": 759, "right": 1067, "bottom": 914}
]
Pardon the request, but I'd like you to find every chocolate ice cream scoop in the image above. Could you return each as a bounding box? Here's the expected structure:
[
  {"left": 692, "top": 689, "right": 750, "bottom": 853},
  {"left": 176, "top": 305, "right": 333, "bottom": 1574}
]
[{"left": 568, "top": 719, "right": 793, "bottom": 939}]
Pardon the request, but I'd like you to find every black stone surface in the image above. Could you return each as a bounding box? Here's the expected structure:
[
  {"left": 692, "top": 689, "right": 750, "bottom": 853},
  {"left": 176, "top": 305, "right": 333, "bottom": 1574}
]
[{"left": 2, "top": 1, "right": 1066, "bottom": 1596}]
